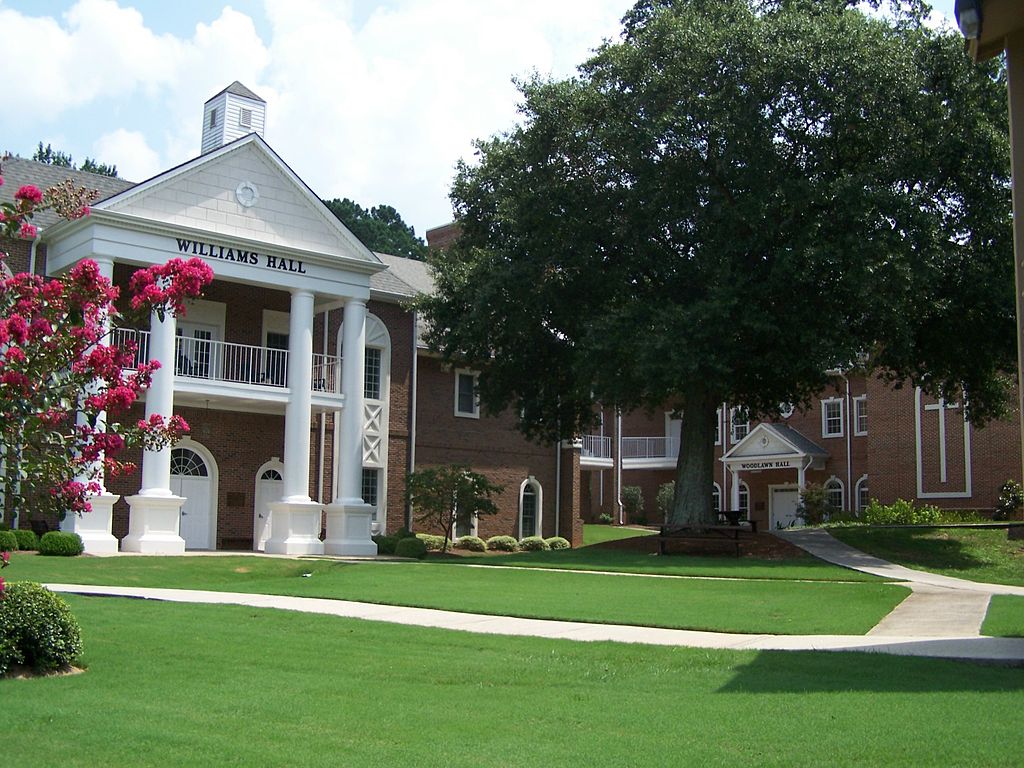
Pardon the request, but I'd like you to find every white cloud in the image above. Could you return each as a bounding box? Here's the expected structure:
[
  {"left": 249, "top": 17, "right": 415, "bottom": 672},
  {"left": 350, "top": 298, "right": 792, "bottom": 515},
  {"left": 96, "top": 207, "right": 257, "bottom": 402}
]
[
  {"left": 1, "top": 0, "right": 632, "bottom": 233},
  {"left": 92, "top": 129, "right": 161, "bottom": 180}
]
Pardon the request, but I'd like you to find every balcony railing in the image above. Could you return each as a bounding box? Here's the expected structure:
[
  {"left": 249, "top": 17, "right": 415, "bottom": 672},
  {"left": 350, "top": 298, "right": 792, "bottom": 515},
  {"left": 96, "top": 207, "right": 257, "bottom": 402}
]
[
  {"left": 621, "top": 436, "right": 679, "bottom": 460},
  {"left": 113, "top": 328, "right": 341, "bottom": 393},
  {"left": 581, "top": 435, "right": 612, "bottom": 459}
]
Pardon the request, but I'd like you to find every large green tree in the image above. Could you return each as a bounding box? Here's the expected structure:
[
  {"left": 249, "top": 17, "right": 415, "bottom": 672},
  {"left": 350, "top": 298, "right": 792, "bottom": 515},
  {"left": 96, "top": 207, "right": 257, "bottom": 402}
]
[
  {"left": 32, "top": 142, "right": 118, "bottom": 178},
  {"left": 418, "top": 0, "right": 1014, "bottom": 526},
  {"left": 323, "top": 197, "right": 428, "bottom": 260}
]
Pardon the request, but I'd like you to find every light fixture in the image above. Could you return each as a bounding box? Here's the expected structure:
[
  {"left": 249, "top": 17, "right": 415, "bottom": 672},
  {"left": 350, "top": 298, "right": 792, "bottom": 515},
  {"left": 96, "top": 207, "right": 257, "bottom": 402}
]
[{"left": 955, "top": 0, "right": 982, "bottom": 40}]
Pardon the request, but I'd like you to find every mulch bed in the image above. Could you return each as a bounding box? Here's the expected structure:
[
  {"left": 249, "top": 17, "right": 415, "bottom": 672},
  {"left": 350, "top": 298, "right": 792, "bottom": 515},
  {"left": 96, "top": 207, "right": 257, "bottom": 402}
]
[{"left": 590, "top": 531, "right": 807, "bottom": 559}]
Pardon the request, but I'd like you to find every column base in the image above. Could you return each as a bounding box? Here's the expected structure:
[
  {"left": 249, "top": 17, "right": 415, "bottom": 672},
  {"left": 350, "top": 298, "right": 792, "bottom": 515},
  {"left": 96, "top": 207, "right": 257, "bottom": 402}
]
[
  {"left": 122, "top": 494, "right": 186, "bottom": 554},
  {"left": 264, "top": 500, "right": 324, "bottom": 556},
  {"left": 324, "top": 501, "right": 378, "bottom": 557},
  {"left": 61, "top": 493, "right": 120, "bottom": 555}
]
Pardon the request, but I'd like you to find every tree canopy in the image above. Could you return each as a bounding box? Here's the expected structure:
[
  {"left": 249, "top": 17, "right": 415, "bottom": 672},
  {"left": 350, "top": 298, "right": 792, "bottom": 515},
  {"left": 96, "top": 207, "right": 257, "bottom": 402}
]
[
  {"left": 32, "top": 142, "right": 118, "bottom": 178},
  {"left": 418, "top": 0, "right": 1014, "bottom": 525},
  {"left": 323, "top": 197, "right": 428, "bottom": 260}
]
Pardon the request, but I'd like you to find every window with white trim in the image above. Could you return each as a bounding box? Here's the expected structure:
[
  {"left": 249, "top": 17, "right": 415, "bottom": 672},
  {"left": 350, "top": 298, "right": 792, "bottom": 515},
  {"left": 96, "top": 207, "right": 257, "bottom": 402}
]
[
  {"left": 715, "top": 407, "right": 722, "bottom": 446},
  {"left": 825, "top": 478, "right": 844, "bottom": 512},
  {"left": 519, "top": 478, "right": 542, "bottom": 538},
  {"left": 361, "top": 468, "right": 379, "bottom": 523},
  {"left": 737, "top": 481, "right": 749, "bottom": 516},
  {"left": 454, "top": 370, "right": 480, "bottom": 418},
  {"left": 854, "top": 396, "right": 867, "bottom": 436},
  {"left": 364, "top": 347, "right": 382, "bottom": 400},
  {"left": 821, "top": 398, "right": 844, "bottom": 438},
  {"left": 856, "top": 476, "right": 869, "bottom": 513},
  {"left": 731, "top": 407, "right": 749, "bottom": 443},
  {"left": 711, "top": 483, "right": 721, "bottom": 513}
]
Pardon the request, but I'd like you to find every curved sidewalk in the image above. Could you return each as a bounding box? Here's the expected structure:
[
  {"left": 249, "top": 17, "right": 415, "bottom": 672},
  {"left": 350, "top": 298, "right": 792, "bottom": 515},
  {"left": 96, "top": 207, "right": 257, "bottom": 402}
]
[{"left": 46, "top": 581, "right": 1024, "bottom": 664}]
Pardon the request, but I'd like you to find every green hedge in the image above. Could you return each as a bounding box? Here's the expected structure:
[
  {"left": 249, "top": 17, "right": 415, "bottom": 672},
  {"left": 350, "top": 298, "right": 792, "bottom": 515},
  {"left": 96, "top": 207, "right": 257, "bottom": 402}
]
[
  {"left": 0, "top": 530, "right": 16, "bottom": 553},
  {"left": 395, "top": 537, "right": 427, "bottom": 559},
  {"left": 453, "top": 535, "right": 487, "bottom": 552},
  {"left": 545, "top": 536, "right": 571, "bottom": 550},
  {"left": 486, "top": 535, "right": 519, "bottom": 552},
  {"left": 415, "top": 533, "right": 447, "bottom": 551},
  {"left": 0, "top": 582, "right": 83, "bottom": 676},
  {"left": 38, "top": 531, "right": 84, "bottom": 557},
  {"left": 13, "top": 530, "right": 39, "bottom": 551},
  {"left": 519, "top": 536, "right": 550, "bottom": 551}
]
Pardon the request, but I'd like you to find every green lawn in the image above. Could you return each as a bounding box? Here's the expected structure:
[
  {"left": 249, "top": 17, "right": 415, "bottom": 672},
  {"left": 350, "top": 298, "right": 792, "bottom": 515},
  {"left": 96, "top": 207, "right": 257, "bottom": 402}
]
[
  {"left": 582, "top": 523, "right": 654, "bottom": 546},
  {"left": 5, "top": 596, "right": 1022, "bottom": 768},
  {"left": 983, "top": 595, "right": 1024, "bottom": 638},
  {"left": 828, "top": 527, "right": 1024, "bottom": 587},
  {"left": 9, "top": 553, "right": 906, "bottom": 635},
  {"left": 459, "top": 546, "right": 886, "bottom": 581}
]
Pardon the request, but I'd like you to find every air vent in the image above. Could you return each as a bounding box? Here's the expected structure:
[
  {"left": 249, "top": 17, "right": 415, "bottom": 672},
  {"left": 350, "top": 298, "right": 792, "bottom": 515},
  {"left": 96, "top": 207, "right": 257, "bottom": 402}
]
[{"left": 239, "top": 108, "right": 252, "bottom": 129}]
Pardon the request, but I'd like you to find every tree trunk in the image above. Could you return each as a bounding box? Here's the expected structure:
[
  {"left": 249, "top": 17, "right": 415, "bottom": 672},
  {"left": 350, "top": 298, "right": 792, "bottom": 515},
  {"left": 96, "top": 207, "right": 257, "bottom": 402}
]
[{"left": 669, "top": 385, "right": 719, "bottom": 529}]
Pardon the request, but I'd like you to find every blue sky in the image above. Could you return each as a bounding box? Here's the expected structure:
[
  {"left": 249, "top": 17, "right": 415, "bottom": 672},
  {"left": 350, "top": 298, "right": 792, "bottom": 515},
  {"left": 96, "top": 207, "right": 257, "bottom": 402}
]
[{"left": 0, "top": 0, "right": 960, "bottom": 236}]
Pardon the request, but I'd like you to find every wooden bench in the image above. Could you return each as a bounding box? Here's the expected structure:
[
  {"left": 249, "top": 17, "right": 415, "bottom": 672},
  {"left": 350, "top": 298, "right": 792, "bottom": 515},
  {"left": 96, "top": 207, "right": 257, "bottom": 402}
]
[{"left": 657, "top": 515, "right": 758, "bottom": 557}]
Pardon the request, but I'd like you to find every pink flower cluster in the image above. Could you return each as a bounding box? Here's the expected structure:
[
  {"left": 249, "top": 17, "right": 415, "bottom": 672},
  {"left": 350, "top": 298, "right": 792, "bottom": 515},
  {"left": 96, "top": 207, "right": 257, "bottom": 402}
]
[{"left": 129, "top": 258, "right": 214, "bottom": 317}]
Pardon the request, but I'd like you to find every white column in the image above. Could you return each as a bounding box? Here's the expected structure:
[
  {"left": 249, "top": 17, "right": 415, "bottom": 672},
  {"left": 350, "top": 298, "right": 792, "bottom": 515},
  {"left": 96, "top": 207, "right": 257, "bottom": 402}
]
[
  {"left": 266, "top": 289, "right": 324, "bottom": 555},
  {"left": 325, "top": 298, "right": 377, "bottom": 556},
  {"left": 63, "top": 256, "right": 119, "bottom": 554},
  {"left": 730, "top": 467, "right": 740, "bottom": 510},
  {"left": 124, "top": 302, "right": 185, "bottom": 553}
]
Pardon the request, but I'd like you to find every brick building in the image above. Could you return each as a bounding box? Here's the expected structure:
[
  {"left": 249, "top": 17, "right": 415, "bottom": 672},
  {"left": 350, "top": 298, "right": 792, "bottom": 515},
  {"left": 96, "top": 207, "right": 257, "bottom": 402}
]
[
  {"left": 572, "top": 374, "right": 1021, "bottom": 531},
  {"left": 1, "top": 82, "right": 580, "bottom": 555}
]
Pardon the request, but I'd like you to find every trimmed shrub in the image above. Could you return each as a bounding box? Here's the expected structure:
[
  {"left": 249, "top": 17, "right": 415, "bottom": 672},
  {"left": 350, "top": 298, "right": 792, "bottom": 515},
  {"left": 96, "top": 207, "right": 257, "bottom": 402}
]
[
  {"left": 598, "top": 513, "right": 613, "bottom": 525},
  {"left": 486, "top": 535, "right": 519, "bottom": 552},
  {"left": 38, "top": 531, "right": 84, "bottom": 557},
  {"left": 453, "top": 535, "right": 486, "bottom": 552},
  {"left": 0, "top": 582, "right": 83, "bottom": 676},
  {"left": 0, "top": 530, "right": 16, "bottom": 552},
  {"left": 372, "top": 534, "right": 399, "bottom": 555},
  {"left": 393, "top": 527, "right": 416, "bottom": 540},
  {"left": 13, "top": 530, "right": 39, "bottom": 551},
  {"left": 395, "top": 536, "right": 427, "bottom": 559},
  {"left": 863, "top": 499, "right": 942, "bottom": 526},
  {"left": 545, "top": 536, "right": 571, "bottom": 550},
  {"left": 415, "top": 533, "right": 447, "bottom": 551},
  {"left": 519, "top": 536, "right": 550, "bottom": 551},
  {"left": 622, "top": 486, "right": 645, "bottom": 524}
]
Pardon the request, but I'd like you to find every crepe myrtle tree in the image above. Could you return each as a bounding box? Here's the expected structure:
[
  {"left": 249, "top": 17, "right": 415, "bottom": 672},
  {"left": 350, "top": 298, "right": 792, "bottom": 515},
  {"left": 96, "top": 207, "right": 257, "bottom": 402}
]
[
  {"left": 406, "top": 465, "right": 502, "bottom": 552},
  {"left": 418, "top": 0, "right": 1015, "bottom": 527},
  {"left": 0, "top": 171, "right": 213, "bottom": 525}
]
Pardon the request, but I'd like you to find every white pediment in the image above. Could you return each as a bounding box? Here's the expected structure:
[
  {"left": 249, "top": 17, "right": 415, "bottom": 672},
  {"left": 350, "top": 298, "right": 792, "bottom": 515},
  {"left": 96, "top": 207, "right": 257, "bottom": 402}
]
[
  {"left": 95, "top": 135, "right": 378, "bottom": 265},
  {"left": 726, "top": 425, "right": 796, "bottom": 460}
]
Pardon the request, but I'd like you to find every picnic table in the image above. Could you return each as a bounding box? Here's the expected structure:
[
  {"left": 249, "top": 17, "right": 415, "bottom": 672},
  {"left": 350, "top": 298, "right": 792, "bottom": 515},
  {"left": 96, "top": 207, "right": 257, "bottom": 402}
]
[{"left": 657, "top": 513, "right": 758, "bottom": 557}]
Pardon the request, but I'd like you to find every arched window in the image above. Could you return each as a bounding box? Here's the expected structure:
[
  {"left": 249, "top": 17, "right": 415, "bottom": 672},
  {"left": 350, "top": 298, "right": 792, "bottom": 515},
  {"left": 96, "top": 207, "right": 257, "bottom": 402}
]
[
  {"left": 170, "top": 448, "right": 208, "bottom": 477},
  {"left": 711, "top": 483, "right": 721, "bottom": 513},
  {"left": 855, "top": 475, "right": 869, "bottom": 513},
  {"left": 519, "top": 478, "right": 542, "bottom": 539},
  {"left": 737, "top": 481, "right": 749, "bottom": 516},
  {"left": 260, "top": 468, "right": 282, "bottom": 481},
  {"left": 825, "top": 477, "right": 844, "bottom": 512}
]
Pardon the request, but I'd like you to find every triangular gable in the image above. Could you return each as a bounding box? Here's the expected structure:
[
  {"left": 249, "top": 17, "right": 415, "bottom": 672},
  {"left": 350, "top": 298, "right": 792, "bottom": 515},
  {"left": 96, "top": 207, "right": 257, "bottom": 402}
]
[
  {"left": 95, "top": 134, "right": 380, "bottom": 266},
  {"left": 722, "top": 423, "right": 827, "bottom": 464}
]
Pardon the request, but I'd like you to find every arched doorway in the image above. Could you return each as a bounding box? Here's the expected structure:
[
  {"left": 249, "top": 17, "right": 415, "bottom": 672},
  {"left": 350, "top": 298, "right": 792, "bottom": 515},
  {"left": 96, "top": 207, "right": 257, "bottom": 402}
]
[
  {"left": 170, "top": 439, "right": 218, "bottom": 549},
  {"left": 254, "top": 458, "right": 284, "bottom": 551}
]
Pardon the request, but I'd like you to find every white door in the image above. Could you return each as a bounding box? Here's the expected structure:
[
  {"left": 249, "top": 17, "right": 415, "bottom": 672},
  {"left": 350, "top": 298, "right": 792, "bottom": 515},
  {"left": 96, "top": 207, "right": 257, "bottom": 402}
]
[
  {"left": 770, "top": 487, "right": 801, "bottom": 530},
  {"left": 254, "top": 468, "right": 283, "bottom": 551},
  {"left": 171, "top": 448, "right": 212, "bottom": 549}
]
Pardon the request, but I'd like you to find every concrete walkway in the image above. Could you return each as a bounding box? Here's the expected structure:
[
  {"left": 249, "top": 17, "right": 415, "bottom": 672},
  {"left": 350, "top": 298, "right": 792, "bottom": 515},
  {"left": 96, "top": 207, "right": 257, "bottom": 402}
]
[
  {"left": 39, "top": 527, "right": 1024, "bottom": 665},
  {"left": 778, "top": 528, "right": 1024, "bottom": 640},
  {"left": 46, "top": 576, "right": 1024, "bottom": 664}
]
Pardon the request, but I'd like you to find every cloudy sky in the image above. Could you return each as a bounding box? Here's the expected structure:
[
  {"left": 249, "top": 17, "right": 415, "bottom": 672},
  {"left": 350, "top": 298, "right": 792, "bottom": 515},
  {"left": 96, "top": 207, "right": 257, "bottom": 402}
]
[{"left": 0, "top": 0, "right": 959, "bottom": 237}]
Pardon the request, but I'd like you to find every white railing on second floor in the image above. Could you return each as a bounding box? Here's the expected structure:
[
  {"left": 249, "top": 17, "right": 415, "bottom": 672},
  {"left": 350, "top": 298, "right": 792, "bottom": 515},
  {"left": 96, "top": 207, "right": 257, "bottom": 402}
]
[
  {"left": 112, "top": 327, "right": 342, "bottom": 394},
  {"left": 581, "top": 435, "right": 612, "bottom": 459},
  {"left": 621, "top": 436, "right": 680, "bottom": 460},
  {"left": 312, "top": 354, "right": 341, "bottom": 394}
]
